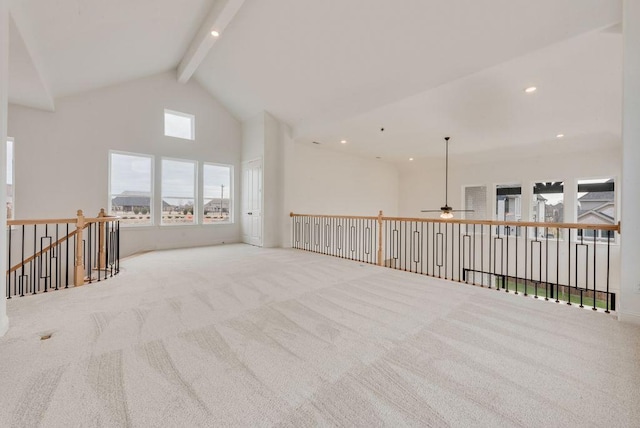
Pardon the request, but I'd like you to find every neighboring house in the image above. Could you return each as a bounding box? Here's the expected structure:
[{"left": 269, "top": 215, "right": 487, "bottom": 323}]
[
  {"left": 577, "top": 182, "right": 615, "bottom": 239},
  {"left": 111, "top": 191, "right": 175, "bottom": 212},
  {"left": 204, "top": 198, "right": 230, "bottom": 214},
  {"left": 544, "top": 202, "right": 564, "bottom": 223}
]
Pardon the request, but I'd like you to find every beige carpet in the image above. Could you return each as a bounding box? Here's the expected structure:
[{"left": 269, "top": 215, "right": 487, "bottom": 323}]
[{"left": 0, "top": 243, "right": 639, "bottom": 427}]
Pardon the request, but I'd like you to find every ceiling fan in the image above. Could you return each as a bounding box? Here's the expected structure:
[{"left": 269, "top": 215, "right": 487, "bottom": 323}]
[{"left": 421, "top": 137, "right": 474, "bottom": 219}]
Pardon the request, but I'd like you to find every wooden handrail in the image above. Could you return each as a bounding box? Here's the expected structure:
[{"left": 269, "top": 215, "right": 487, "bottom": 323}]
[
  {"left": 289, "top": 212, "right": 378, "bottom": 221},
  {"left": 290, "top": 212, "right": 621, "bottom": 233},
  {"left": 6, "top": 209, "right": 121, "bottom": 278},
  {"left": 8, "top": 218, "right": 77, "bottom": 226},
  {"left": 7, "top": 215, "right": 119, "bottom": 227}
]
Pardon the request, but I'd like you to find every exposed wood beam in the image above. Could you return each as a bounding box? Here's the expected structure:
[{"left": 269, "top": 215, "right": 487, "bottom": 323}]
[{"left": 177, "top": 0, "right": 245, "bottom": 84}]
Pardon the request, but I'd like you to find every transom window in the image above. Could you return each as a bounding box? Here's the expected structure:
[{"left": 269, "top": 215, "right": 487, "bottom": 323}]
[{"left": 164, "top": 109, "right": 195, "bottom": 140}]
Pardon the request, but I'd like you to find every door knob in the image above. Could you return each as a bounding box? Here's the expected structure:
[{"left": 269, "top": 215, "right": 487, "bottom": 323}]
[{"left": 248, "top": 212, "right": 252, "bottom": 215}]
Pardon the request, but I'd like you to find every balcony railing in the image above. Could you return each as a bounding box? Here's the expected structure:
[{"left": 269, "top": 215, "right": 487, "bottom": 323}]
[
  {"left": 6, "top": 209, "right": 120, "bottom": 298},
  {"left": 290, "top": 212, "right": 620, "bottom": 312}
]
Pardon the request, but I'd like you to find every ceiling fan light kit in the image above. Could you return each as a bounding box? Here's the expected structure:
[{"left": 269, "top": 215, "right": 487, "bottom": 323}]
[
  {"left": 421, "top": 137, "right": 474, "bottom": 219},
  {"left": 440, "top": 210, "right": 454, "bottom": 219}
]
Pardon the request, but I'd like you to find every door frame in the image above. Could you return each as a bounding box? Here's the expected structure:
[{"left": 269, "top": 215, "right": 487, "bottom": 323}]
[{"left": 241, "top": 158, "right": 263, "bottom": 246}]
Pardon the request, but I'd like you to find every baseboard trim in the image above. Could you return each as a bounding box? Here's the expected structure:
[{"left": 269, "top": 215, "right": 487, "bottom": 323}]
[
  {"left": 0, "top": 316, "right": 9, "bottom": 337},
  {"left": 618, "top": 311, "right": 640, "bottom": 326}
]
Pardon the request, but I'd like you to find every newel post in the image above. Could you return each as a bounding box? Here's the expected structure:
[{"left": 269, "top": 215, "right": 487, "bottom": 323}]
[
  {"left": 74, "top": 209, "right": 85, "bottom": 286},
  {"left": 98, "top": 208, "right": 106, "bottom": 270},
  {"left": 377, "top": 210, "right": 383, "bottom": 266}
]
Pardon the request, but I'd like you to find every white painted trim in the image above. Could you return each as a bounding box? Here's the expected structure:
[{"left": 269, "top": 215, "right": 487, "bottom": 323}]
[
  {"left": 163, "top": 109, "right": 195, "bottom": 141},
  {"left": 617, "top": 311, "right": 640, "bottom": 326},
  {"left": 202, "top": 161, "right": 234, "bottom": 225},
  {"left": 108, "top": 150, "right": 155, "bottom": 227},
  {"left": 0, "top": 316, "right": 8, "bottom": 337},
  {"left": 160, "top": 157, "right": 198, "bottom": 226},
  {"left": 177, "top": 0, "right": 245, "bottom": 83}
]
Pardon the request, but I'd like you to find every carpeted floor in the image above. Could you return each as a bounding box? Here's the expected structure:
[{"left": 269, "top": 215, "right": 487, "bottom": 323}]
[{"left": 0, "top": 243, "right": 639, "bottom": 427}]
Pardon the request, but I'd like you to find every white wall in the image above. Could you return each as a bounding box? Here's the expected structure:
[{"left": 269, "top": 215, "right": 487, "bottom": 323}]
[
  {"left": 289, "top": 143, "right": 400, "bottom": 218},
  {"left": 1, "top": 0, "right": 9, "bottom": 336},
  {"left": 263, "top": 112, "right": 286, "bottom": 248},
  {"left": 399, "top": 146, "right": 621, "bottom": 222},
  {"left": 8, "top": 71, "right": 242, "bottom": 257},
  {"left": 241, "top": 112, "right": 264, "bottom": 162},
  {"left": 620, "top": 0, "right": 640, "bottom": 324}
]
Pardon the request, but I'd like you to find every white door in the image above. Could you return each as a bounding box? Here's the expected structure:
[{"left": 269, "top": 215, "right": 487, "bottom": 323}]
[{"left": 242, "top": 159, "right": 263, "bottom": 246}]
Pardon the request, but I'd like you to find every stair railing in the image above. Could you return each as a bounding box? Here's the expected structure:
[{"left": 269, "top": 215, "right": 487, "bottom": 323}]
[
  {"left": 6, "top": 209, "right": 120, "bottom": 298},
  {"left": 290, "top": 212, "right": 621, "bottom": 313}
]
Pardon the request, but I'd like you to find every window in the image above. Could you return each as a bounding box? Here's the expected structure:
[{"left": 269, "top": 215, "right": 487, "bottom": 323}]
[
  {"left": 164, "top": 109, "right": 195, "bottom": 140},
  {"left": 533, "top": 182, "right": 564, "bottom": 223},
  {"left": 7, "top": 138, "right": 14, "bottom": 220},
  {"left": 109, "top": 152, "right": 153, "bottom": 226},
  {"left": 577, "top": 178, "right": 615, "bottom": 241},
  {"left": 496, "top": 184, "right": 521, "bottom": 222},
  {"left": 495, "top": 184, "right": 521, "bottom": 236},
  {"left": 203, "top": 163, "right": 232, "bottom": 224},
  {"left": 464, "top": 186, "right": 487, "bottom": 220},
  {"left": 162, "top": 158, "right": 196, "bottom": 225}
]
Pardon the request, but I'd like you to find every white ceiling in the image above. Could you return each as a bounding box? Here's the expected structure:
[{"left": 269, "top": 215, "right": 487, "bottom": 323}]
[{"left": 8, "top": 0, "right": 623, "bottom": 159}]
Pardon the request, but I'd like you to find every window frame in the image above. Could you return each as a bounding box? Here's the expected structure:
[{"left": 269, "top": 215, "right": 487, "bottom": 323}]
[
  {"left": 576, "top": 177, "right": 617, "bottom": 244},
  {"left": 202, "top": 162, "right": 234, "bottom": 225},
  {"left": 462, "top": 184, "right": 488, "bottom": 221},
  {"left": 108, "top": 150, "right": 155, "bottom": 227},
  {"left": 160, "top": 157, "right": 198, "bottom": 226},
  {"left": 164, "top": 109, "right": 195, "bottom": 141},
  {"left": 531, "top": 179, "right": 565, "bottom": 223}
]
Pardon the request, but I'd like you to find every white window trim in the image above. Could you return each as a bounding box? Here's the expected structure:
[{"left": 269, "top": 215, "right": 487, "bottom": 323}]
[
  {"left": 160, "top": 157, "right": 198, "bottom": 226},
  {"left": 202, "top": 162, "right": 234, "bottom": 225},
  {"left": 108, "top": 150, "right": 155, "bottom": 227},
  {"left": 164, "top": 109, "right": 195, "bottom": 141},
  {"left": 461, "top": 183, "right": 488, "bottom": 221}
]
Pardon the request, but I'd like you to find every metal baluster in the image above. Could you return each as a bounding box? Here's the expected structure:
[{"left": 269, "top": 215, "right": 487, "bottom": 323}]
[{"left": 566, "top": 228, "right": 571, "bottom": 305}]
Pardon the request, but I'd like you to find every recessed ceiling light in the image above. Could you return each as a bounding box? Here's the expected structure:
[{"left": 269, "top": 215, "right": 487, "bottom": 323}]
[
  {"left": 409, "top": 157, "right": 414, "bottom": 161},
  {"left": 340, "top": 140, "right": 347, "bottom": 144},
  {"left": 211, "top": 30, "right": 220, "bottom": 37},
  {"left": 525, "top": 86, "right": 537, "bottom": 93},
  {"left": 556, "top": 134, "right": 565, "bottom": 138}
]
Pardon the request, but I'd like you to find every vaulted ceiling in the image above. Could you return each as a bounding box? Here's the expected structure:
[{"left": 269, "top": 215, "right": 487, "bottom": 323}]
[{"left": 8, "top": 0, "right": 623, "bottom": 160}]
